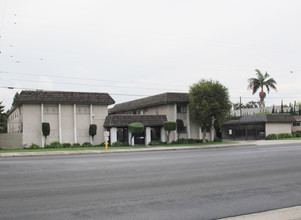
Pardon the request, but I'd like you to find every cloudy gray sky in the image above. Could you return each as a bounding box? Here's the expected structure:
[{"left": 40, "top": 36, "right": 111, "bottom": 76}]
[{"left": 0, "top": 0, "right": 300, "bottom": 111}]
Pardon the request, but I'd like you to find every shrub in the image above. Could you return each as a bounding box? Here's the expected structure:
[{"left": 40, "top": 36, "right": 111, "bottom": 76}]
[
  {"left": 111, "top": 141, "right": 124, "bottom": 147},
  {"left": 277, "top": 133, "right": 293, "bottom": 139},
  {"left": 295, "top": 131, "right": 301, "bottom": 137},
  {"left": 89, "top": 124, "right": 97, "bottom": 139},
  {"left": 129, "top": 122, "right": 144, "bottom": 137},
  {"left": 149, "top": 140, "right": 165, "bottom": 146},
  {"left": 62, "top": 143, "right": 72, "bottom": 148},
  {"left": 265, "top": 134, "right": 278, "bottom": 140},
  {"left": 42, "top": 122, "right": 50, "bottom": 137},
  {"left": 172, "top": 138, "right": 203, "bottom": 144},
  {"left": 50, "top": 141, "right": 62, "bottom": 148},
  {"left": 72, "top": 143, "right": 81, "bottom": 148},
  {"left": 29, "top": 143, "right": 40, "bottom": 149},
  {"left": 81, "top": 142, "right": 93, "bottom": 148}
]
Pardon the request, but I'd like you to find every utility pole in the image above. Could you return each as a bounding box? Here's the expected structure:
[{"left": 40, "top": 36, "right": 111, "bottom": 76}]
[{"left": 240, "top": 96, "right": 242, "bottom": 117}]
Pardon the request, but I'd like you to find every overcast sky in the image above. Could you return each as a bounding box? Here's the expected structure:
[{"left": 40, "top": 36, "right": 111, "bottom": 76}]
[{"left": 0, "top": 0, "right": 301, "bottom": 111}]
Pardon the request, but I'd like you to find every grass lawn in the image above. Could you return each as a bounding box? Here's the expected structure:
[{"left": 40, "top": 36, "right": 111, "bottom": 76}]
[
  {"left": 272, "top": 137, "right": 301, "bottom": 140},
  {"left": 0, "top": 142, "right": 233, "bottom": 153}
]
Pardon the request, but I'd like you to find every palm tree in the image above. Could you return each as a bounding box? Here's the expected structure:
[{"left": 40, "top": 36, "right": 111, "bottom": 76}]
[{"left": 248, "top": 69, "right": 277, "bottom": 112}]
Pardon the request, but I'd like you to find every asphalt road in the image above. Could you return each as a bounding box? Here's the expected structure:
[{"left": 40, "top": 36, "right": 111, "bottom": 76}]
[{"left": 1, "top": 144, "right": 301, "bottom": 220}]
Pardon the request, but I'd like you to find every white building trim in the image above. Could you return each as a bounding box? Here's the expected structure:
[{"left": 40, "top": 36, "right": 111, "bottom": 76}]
[
  {"left": 110, "top": 127, "right": 117, "bottom": 145},
  {"left": 186, "top": 104, "right": 191, "bottom": 139},
  {"left": 73, "top": 104, "right": 77, "bottom": 143},
  {"left": 145, "top": 127, "right": 151, "bottom": 145},
  {"left": 58, "top": 104, "right": 62, "bottom": 143},
  {"left": 174, "top": 104, "right": 178, "bottom": 141},
  {"left": 41, "top": 103, "right": 44, "bottom": 148},
  {"left": 90, "top": 104, "right": 93, "bottom": 144},
  {"left": 160, "top": 127, "right": 166, "bottom": 142}
]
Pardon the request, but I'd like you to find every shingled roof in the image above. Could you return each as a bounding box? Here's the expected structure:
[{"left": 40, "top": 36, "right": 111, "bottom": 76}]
[
  {"left": 104, "top": 114, "right": 167, "bottom": 127},
  {"left": 223, "top": 114, "right": 295, "bottom": 126},
  {"left": 240, "top": 114, "right": 295, "bottom": 124},
  {"left": 14, "top": 90, "right": 115, "bottom": 106},
  {"left": 110, "top": 92, "right": 189, "bottom": 114}
]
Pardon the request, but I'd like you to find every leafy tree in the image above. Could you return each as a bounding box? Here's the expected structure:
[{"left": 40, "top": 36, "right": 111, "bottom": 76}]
[
  {"left": 245, "top": 101, "right": 259, "bottom": 109},
  {"left": 89, "top": 124, "right": 97, "bottom": 141},
  {"left": 163, "top": 121, "right": 176, "bottom": 143},
  {"left": 176, "top": 119, "right": 184, "bottom": 139},
  {"left": 290, "top": 107, "right": 294, "bottom": 115},
  {"left": 247, "top": 69, "right": 277, "bottom": 112},
  {"left": 189, "top": 79, "right": 231, "bottom": 143},
  {"left": 12, "top": 92, "right": 19, "bottom": 107},
  {"left": 233, "top": 102, "right": 245, "bottom": 110},
  {"left": 128, "top": 122, "right": 144, "bottom": 145},
  {"left": 0, "top": 102, "right": 7, "bottom": 133}
]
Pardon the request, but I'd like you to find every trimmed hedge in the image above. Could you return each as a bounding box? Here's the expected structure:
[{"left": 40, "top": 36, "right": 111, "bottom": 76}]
[
  {"left": 72, "top": 143, "right": 81, "bottom": 148},
  {"left": 172, "top": 138, "right": 203, "bottom": 144},
  {"left": 50, "top": 141, "right": 62, "bottom": 148},
  {"left": 81, "top": 142, "right": 93, "bottom": 148},
  {"left": 295, "top": 131, "right": 301, "bottom": 137},
  {"left": 29, "top": 143, "right": 40, "bottom": 149},
  {"left": 111, "top": 141, "right": 124, "bottom": 147},
  {"left": 62, "top": 143, "right": 72, "bottom": 148},
  {"left": 265, "top": 134, "right": 278, "bottom": 140},
  {"left": 277, "top": 133, "right": 293, "bottom": 139},
  {"left": 265, "top": 133, "right": 294, "bottom": 140},
  {"left": 149, "top": 140, "right": 166, "bottom": 146}
]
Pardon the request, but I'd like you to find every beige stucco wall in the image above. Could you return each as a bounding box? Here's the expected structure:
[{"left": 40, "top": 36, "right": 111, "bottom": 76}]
[
  {"left": 7, "top": 106, "right": 23, "bottom": 133},
  {"left": 22, "top": 104, "right": 42, "bottom": 147},
  {"left": 292, "top": 116, "right": 301, "bottom": 133},
  {"left": 8, "top": 103, "right": 110, "bottom": 148},
  {"left": 145, "top": 104, "right": 177, "bottom": 141},
  {"left": 292, "top": 125, "right": 301, "bottom": 133},
  {"left": 92, "top": 105, "right": 108, "bottom": 144},
  {"left": 135, "top": 104, "right": 214, "bottom": 141},
  {"left": 76, "top": 105, "right": 90, "bottom": 144},
  {"left": 61, "top": 105, "right": 74, "bottom": 144},
  {"left": 0, "top": 133, "right": 23, "bottom": 149},
  {"left": 266, "top": 123, "right": 292, "bottom": 135},
  {"left": 44, "top": 105, "right": 59, "bottom": 145}
]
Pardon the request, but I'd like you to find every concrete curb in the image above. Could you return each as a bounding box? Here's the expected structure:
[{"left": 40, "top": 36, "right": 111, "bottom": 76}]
[
  {"left": 1, "top": 140, "right": 301, "bottom": 157},
  {"left": 0, "top": 142, "right": 255, "bottom": 157},
  {"left": 218, "top": 206, "right": 301, "bottom": 220}
]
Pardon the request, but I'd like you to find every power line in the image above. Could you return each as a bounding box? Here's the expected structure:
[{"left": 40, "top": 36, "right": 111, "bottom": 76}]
[
  {"left": 0, "top": 70, "right": 188, "bottom": 88},
  {"left": 0, "top": 85, "right": 149, "bottom": 97},
  {"left": 0, "top": 77, "right": 187, "bottom": 92}
]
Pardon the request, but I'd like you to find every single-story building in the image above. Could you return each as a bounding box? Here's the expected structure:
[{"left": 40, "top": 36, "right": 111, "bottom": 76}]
[
  {"left": 222, "top": 114, "right": 296, "bottom": 140},
  {"left": 5, "top": 90, "right": 115, "bottom": 148},
  {"left": 293, "top": 115, "right": 301, "bottom": 133}
]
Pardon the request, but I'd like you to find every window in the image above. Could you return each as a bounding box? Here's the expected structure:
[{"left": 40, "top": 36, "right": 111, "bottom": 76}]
[
  {"left": 293, "top": 122, "right": 301, "bottom": 127},
  {"left": 76, "top": 105, "right": 90, "bottom": 114},
  {"left": 177, "top": 106, "right": 187, "bottom": 113},
  {"left": 45, "top": 105, "right": 58, "bottom": 114}
]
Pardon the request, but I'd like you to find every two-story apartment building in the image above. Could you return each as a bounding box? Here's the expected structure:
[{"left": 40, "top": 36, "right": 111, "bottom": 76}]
[
  {"left": 107, "top": 92, "right": 214, "bottom": 145},
  {"left": 7, "top": 90, "right": 115, "bottom": 148}
]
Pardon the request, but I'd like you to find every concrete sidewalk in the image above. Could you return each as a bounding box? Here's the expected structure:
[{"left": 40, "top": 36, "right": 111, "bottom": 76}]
[
  {"left": 1, "top": 139, "right": 301, "bottom": 158},
  {"left": 219, "top": 206, "right": 301, "bottom": 220}
]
